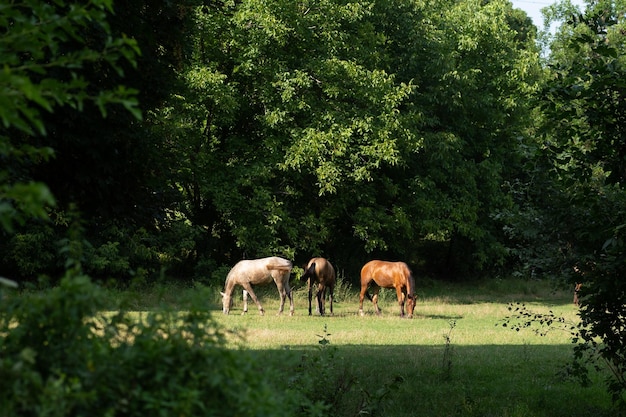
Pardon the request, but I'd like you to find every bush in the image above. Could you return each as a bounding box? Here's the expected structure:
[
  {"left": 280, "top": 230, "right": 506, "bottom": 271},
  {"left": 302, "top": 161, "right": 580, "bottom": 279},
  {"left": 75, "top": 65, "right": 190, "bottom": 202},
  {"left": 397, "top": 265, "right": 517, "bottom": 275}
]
[
  {"left": 0, "top": 272, "right": 310, "bottom": 417},
  {"left": 1, "top": 221, "right": 59, "bottom": 277}
]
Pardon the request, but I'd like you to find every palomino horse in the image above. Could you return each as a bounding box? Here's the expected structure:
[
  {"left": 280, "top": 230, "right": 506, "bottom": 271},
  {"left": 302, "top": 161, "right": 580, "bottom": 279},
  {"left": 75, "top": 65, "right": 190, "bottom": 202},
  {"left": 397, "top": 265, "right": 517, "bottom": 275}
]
[
  {"left": 359, "top": 260, "right": 416, "bottom": 318},
  {"left": 301, "top": 257, "right": 336, "bottom": 316},
  {"left": 220, "top": 256, "right": 294, "bottom": 316}
]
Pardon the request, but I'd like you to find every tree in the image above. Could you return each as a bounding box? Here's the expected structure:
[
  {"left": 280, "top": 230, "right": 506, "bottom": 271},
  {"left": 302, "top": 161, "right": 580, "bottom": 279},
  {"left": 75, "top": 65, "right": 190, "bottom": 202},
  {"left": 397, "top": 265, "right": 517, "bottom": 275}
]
[
  {"left": 0, "top": 0, "right": 140, "bottom": 235},
  {"left": 158, "top": 0, "right": 542, "bottom": 278},
  {"left": 0, "top": 1, "right": 203, "bottom": 283},
  {"left": 537, "top": 0, "right": 626, "bottom": 405}
]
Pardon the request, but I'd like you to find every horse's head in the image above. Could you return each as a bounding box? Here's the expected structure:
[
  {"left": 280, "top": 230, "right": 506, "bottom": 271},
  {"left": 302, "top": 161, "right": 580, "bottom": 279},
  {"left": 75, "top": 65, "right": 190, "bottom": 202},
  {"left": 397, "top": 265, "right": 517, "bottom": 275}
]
[
  {"left": 300, "top": 262, "right": 316, "bottom": 282},
  {"left": 406, "top": 295, "right": 416, "bottom": 319},
  {"left": 220, "top": 291, "right": 232, "bottom": 314}
]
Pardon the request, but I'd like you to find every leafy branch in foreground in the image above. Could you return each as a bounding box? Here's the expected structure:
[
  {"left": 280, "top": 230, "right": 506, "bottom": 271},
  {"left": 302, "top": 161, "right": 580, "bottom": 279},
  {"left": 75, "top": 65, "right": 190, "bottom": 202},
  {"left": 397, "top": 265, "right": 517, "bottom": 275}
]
[
  {"left": 499, "top": 302, "right": 626, "bottom": 406},
  {"left": 499, "top": 302, "right": 578, "bottom": 337}
]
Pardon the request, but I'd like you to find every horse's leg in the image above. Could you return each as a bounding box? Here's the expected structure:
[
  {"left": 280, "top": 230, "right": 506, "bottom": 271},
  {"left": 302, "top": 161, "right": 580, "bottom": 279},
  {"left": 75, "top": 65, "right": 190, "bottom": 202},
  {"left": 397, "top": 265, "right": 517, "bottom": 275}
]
[
  {"left": 241, "top": 282, "right": 264, "bottom": 315},
  {"left": 307, "top": 282, "right": 313, "bottom": 316},
  {"left": 359, "top": 283, "right": 368, "bottom": 316},
  {"left": 372, "top": 286, "right": 382, "bottom": 315},
  {"left": 286, "top": 281, "right": 294, "bottom": 316},
  {"left": 396, "top": 287, "right": 406, "bottom": 317},
  {"left": 317, "top": 285, "right": 325, "bottom": 316},
  {"left": 242, "top": 289, "right": 249, "bottom": 314},
  {"left": 277, "top": 287, "right": 286, "bottom": 315},
  {"left": 328, "top": 285, "right": 334, "bottom": 316},
  {"left": 274, "top": 281, "right": 290, "bottom": 316}
]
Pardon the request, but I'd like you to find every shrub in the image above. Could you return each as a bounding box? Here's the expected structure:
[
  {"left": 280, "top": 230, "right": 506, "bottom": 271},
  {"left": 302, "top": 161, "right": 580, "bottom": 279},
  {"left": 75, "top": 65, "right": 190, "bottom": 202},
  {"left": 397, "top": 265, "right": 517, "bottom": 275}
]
[{"left": 0, "top": 272, "right": 308, "bottom": 417}]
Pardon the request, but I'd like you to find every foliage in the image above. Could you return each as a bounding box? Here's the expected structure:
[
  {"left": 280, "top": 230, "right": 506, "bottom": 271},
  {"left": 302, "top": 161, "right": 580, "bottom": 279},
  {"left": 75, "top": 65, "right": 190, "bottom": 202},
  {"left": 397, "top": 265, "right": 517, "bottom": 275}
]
[
  {"left": 286, "top": 323, "right": 405, "bottom": 417},
  {"left": 0, "top": 0, "right": 140, "bottom": 234},
  {"left": 0, "top": 0, "right": 206, "bottom": 285},
  {"left": 157, "top": 0, "right": 542, "bottom": 276},
  {"left": 0, "top": 271, "right": 315, "bottom": 417},
  {"left": 510, "top": 0, "right": 626, "bottom": 406},
  {"left": 0, "top": 0, "right": 545, "bottom": 282}
]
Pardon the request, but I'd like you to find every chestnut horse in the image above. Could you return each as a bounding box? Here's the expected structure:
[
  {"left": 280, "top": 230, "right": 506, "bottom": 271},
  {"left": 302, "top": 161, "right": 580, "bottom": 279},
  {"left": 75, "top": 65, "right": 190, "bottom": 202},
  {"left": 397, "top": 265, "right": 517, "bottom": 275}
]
[
  {"left": 359, "top": 260, "right": 416, "bottom": 318},
  {"left": 301, "top": 257, "right": 336, "bottom": 316},
  {"left": 220, "top": 256, "right": 294, "bottom": 316},
  {"left": 573, "top": 282, "right": 582, "bottom": 306}
]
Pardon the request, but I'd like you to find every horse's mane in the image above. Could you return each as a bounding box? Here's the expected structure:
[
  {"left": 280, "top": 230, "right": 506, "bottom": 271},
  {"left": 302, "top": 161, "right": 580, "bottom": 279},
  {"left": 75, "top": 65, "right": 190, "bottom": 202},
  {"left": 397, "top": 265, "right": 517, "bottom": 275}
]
[
  {"left": 405, "top": 265, "right": 416, "bottom": 297},
  {"left": 223, "top": 268, "right": 237, "bottom": 295}
]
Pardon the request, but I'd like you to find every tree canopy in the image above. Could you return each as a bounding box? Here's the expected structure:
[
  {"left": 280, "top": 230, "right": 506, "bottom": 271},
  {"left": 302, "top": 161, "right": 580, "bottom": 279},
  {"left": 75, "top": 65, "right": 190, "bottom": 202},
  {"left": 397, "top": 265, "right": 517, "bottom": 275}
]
[{"left": 152, "top": 0, "right": 542, "bottom": 277}]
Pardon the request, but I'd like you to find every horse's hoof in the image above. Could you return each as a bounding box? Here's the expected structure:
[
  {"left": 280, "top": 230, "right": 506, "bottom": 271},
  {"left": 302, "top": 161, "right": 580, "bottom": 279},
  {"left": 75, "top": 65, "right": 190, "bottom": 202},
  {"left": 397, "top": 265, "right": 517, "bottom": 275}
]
[{"left": 359, "top": 310, "right": 364, "bottom": 317}]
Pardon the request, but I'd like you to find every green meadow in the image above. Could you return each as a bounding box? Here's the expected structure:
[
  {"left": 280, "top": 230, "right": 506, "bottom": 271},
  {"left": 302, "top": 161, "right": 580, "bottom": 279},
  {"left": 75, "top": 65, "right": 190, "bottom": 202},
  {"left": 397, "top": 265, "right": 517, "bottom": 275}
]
[{"left": 124, "top": 278, "right": 614, "bottom": 417}]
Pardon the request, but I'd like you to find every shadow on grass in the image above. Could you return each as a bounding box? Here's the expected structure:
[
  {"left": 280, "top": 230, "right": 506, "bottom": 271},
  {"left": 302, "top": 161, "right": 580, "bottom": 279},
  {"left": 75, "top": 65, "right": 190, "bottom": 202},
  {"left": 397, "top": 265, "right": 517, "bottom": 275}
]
[{"left": 249, "top": 343, "right": 613, "bottom": 417}]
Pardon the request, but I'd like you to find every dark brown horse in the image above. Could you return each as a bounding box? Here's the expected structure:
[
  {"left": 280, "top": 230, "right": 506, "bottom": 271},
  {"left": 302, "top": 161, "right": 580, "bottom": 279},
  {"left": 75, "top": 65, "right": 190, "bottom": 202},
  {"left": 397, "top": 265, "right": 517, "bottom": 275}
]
[
  {"left": 301, "top": 257, "right": 336, "bottom": 316},
  {"left": 359, "top": 260, "right": 416, "bottom": 318}
]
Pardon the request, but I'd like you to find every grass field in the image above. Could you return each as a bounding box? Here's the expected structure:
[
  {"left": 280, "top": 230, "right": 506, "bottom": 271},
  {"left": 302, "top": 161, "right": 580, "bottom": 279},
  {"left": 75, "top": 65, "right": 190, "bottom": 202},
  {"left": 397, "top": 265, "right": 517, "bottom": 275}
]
[{"left": 119, "top": 277, "right": 614, "bottom": 417}]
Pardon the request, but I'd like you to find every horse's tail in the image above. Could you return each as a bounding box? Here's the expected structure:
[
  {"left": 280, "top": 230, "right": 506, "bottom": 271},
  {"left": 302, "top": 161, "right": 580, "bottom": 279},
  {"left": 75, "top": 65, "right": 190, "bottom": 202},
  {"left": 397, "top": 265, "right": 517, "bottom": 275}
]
[
  {"left": 301, "top": 262, "right": 316, "bottom": 282},
  {"left": 266, "top": 258, "right": 293, "bottom": 272},
  {"left": 365, "top": 290, "right": 373, "bottom": 301},
  {"left": 267, "top": 265, "right": 292, "bottom": 272}
]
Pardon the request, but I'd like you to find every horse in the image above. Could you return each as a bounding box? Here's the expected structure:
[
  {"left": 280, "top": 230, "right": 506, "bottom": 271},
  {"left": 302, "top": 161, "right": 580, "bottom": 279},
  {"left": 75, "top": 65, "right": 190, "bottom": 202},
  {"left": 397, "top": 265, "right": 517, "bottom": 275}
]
[
  {"left": 220, "top": 256, "right": 294, "bottom": 316},
  {"left": 573, "top": 282, "right": 582, "bottom": 307},
  {"left": 300, "top": 257, "right": 336, "bottom": 316},
  {"left": 359, "top": 260, "right": 416, "bottom": 318}
]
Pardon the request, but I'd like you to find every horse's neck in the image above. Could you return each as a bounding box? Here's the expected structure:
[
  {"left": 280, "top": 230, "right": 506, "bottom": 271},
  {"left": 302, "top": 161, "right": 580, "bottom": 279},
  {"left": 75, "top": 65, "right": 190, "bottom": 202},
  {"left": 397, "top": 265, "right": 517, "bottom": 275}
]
[
  {"left": 407, "top": 274, "right": 416, "bottom": 296},
  {"left": 224, "top": 276, "right": 237, "bottom": 295}
]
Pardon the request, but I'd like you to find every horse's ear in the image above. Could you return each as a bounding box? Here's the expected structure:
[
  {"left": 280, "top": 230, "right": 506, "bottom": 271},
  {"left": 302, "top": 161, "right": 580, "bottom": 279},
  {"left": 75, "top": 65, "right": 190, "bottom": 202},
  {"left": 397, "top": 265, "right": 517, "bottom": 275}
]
[{"left": 220, "top": 291, "right": 226, "bottom": 297}]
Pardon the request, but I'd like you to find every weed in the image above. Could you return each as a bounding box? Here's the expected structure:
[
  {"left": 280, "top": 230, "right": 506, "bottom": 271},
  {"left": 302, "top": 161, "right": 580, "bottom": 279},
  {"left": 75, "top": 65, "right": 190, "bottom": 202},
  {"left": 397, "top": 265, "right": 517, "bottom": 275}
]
[
  {"left": 317, "top": 323, "right": 332, "bottom": 346},
  {"left": 333, "top": 273, "right": 353, "bottom": 303},
  {"left": 357, "top": 375, "right": 405, "bottom": 417},
  {"left": 442, "top": 319, "right": 457, "bottom": 381},
  {"left": 288, "top": 324, "right": 356, "bottom": 416}
]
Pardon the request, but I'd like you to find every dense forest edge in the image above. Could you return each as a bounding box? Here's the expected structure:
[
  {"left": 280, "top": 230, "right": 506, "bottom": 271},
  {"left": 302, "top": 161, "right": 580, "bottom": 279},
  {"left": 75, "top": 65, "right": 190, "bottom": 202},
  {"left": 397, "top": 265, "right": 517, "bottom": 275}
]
[{"left": 1, "top": 0, "right": 626, "bottom": 413}]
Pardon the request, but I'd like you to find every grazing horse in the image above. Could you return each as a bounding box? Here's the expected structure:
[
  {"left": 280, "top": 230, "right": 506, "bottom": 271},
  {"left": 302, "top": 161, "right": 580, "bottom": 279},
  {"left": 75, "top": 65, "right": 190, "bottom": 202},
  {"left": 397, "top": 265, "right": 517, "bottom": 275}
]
[
  {"left": 359, "top": 260, "right": 416, "bottom": 318},
  {"left": 301, "top": 257, "right": 336, "bottom": 316},
  {"left": 573, "top": 282, "right": 582, "bottom": 307},
  {"left": 220, "top": 256, "right": 294, "bottom": 316}
]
